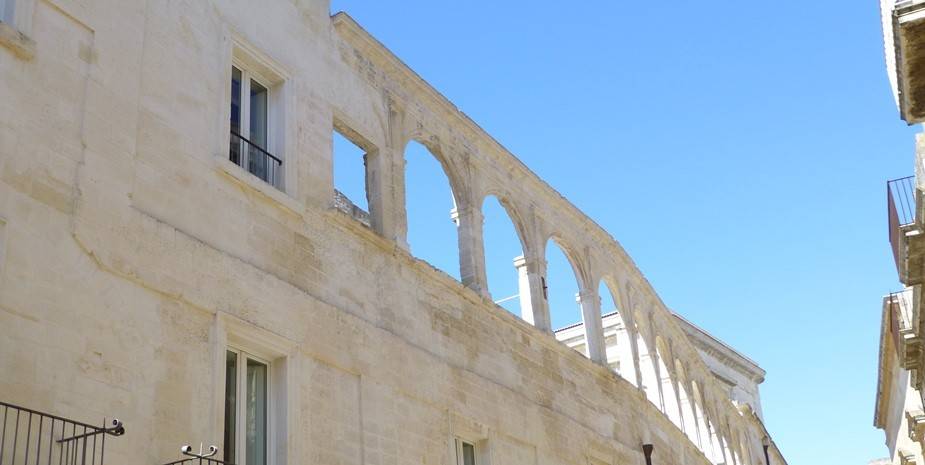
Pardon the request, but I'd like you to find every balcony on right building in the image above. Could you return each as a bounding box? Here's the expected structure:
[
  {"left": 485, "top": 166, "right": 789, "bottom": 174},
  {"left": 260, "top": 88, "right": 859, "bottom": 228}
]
[{"left": 882, "top": 0, "right": 925, "bottom": 124}]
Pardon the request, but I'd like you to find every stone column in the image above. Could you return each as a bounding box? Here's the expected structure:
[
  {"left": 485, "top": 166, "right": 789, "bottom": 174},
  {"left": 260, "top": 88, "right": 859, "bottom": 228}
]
[
  {"left": 576, "top": 289, "right": 607, "bottom": 365},
  {"left": 514, "top": 255, "right": 551, "bottom": 333},
  {"left": 688, "top": 379, "right": 704, "bottom": 450},
  {"left": 619, "top": 305, "right": 645, "bottom": 392},
  {"left": 452, "top": 205, "right": 489, "bottom": 297},
  {"left": 382, "top": 95, "right": 409, "bottom": 250}
]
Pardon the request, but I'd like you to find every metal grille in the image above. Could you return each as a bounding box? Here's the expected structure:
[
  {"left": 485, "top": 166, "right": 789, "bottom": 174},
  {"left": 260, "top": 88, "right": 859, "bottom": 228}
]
[
  {"left": 0, "top": 401, "right": 124, "bottom": 465},
  {"left": 888, "top": 176, "right": 916, "bottom": 275},
  {"left": 229, "top": 131, "right": 282, "bottom": 187}
]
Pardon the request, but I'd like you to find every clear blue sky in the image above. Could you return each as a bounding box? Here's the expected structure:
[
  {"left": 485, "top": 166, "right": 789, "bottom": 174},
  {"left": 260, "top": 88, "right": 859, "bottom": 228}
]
[{"left": 330, "top": 1, "right": 920, "bottom": 463}]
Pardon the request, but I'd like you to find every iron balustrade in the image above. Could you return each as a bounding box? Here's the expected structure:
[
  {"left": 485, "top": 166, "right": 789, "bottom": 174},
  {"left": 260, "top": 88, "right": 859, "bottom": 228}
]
[
  {"left": 0, "top": 401, "right": 124, "bottom": 465},
  {"left": 229, "top": 131, "right": 282, "bottom": 187},
  {"left": 161, "top": 445, "right": 233, "bottom": 465},
  {"left": 888, "top": 176, "right": 916, "bottom": 275}
]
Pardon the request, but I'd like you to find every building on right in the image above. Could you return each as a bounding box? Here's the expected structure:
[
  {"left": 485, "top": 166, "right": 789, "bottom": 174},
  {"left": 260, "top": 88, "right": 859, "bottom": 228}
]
[{"left": 876, "top": 1, "right": 925, "bottom": 464}]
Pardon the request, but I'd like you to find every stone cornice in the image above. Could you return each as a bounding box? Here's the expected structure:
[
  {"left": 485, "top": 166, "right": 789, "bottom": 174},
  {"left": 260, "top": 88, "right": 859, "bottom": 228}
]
[
  {"left": 672, "top": 313, "right": 765, "bottom": 383},
  {"left": 876, "top": 294, "right": 898, "bottom": 430}
]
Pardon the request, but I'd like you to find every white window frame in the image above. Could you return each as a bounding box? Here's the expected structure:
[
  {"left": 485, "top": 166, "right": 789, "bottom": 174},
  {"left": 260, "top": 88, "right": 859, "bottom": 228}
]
[
  {"left": 221, "top": 36, "right": 291, "bottom": 193},
  {"left": 214, "top": 313, "right": 298, "bottom": 465},
  {"left": 230, "top": 61, "right": 277, "bottom": 186},
  {"left": 454, "top": 438, "right": 480, "bottom": 465},
  {"left": 448, "top": 415, "right": 491, "bottom": 465},
  {"left": 225, "top": 346, "right": 272, "bottom": 465}
]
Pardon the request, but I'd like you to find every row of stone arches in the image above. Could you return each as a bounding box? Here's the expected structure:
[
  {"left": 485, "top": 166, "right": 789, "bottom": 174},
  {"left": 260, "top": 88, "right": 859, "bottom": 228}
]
[
  {"left": 393, "top": 136, "right": 757, "bottom": 465},
  {"left": 331, "top": 104, "right": 763, "bottom": 464}
]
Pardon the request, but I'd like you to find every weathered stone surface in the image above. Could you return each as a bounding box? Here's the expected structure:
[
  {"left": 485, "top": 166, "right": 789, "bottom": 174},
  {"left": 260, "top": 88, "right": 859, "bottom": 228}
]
[{"left": 0, "top": 2, "right": 783, "bottom": 465}]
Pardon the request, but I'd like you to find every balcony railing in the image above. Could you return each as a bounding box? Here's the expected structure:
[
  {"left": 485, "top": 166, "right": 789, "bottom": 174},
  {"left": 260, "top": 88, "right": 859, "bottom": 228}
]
[
  {"left": 889, "top": 176, "right": 916, "bottom": 275},
  {"left": 229, "top": 131, "right": 282, "bottom": 187},
  {"left": 0, "top": 401, "right": 124, "bottom": 465}
]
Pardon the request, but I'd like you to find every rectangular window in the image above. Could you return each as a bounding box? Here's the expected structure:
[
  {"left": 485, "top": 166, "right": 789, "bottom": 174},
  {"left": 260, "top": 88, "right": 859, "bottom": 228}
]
[
  {"left": 229, "top": 65, "right": 280, "bottom": 187},
  {"left": 455, "top": 439, "right": 477, "bottom": 465},
  {"left": 224, "top": 349, "right": 269, "bottom": 465}
]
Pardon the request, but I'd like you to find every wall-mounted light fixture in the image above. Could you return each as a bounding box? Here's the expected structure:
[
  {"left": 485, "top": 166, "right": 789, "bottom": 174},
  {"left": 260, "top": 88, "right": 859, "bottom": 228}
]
[{"left": 642, "top": 443, "right": 654, "bottom": 465}]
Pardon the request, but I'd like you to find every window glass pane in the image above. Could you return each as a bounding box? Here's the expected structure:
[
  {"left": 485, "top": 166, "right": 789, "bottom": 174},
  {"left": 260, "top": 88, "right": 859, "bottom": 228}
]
[
  {"left": 249, "top": 80, "right": 268, "bottom": 147},
  {"left": 246, "top": 358, "right": 268, "bottom": 465},
  {"left": 248, "top": 80, "right": 269, "bottom": 181},
  {"left": 223, "top": 351, "right": 238, "bottom": 464},
  {"left": 461, "top": 442, "right": 476, "bottom": 465},
  {"left": 229, "top": 67, "right": 243, "bottom": 165}
]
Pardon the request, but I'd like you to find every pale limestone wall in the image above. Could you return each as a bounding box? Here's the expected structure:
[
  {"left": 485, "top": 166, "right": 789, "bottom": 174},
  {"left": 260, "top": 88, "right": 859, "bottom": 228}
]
[{"left": 0, "top": 1, "right": 782, "bottom": 465}]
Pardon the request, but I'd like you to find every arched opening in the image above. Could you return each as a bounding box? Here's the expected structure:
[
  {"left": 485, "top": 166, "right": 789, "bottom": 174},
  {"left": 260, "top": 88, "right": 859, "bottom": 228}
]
[
  {"left": 655, "top": 338, "right": 683, "bottom": 429},
  {"left": 675, "top": 361, "right": 700, "bottom": 447},
  {"left": 634, "top": 315, "right": 661, "bottom": 407},
  {"left": 404, "top": 140, "right": 460, "bottom": 280},
  {"left": 600, "top": 280, "right": 637, "bottom": 384},
  {"left": 708, "top": 420, "right": 725, "bottom": 465},
  {"left": 721, "top": 434, "right": 735, "bottom": 465},
  {"left": 691, "top": 382, "right": 711, "bottom": 455},
  {"left": 482, "top": 195, "right": 525, "bottom": 315},
  {"left": 546, "top": 238, "right": 583, "bottom": 332}
]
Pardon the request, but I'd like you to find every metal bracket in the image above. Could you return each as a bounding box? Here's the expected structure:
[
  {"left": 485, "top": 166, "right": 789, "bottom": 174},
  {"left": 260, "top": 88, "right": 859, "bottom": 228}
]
[{"left": 180, "top": 444, "right": 219, "bottom": 459}]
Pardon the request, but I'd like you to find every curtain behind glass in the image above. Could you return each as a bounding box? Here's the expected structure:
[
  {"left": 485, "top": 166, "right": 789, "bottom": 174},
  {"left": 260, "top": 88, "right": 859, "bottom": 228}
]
[
  {"left": 248, "top": 80, "right": 269, "bottom": 180},
  {"left": 246, "top": 359, "right": 268, "bottom": 465}
]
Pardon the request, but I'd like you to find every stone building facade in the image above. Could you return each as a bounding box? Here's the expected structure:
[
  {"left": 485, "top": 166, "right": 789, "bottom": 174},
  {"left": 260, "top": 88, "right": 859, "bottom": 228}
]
[
  {"left": 0, "top": 1, "right": 785, "bottom": 465},
  {"left": 556, "top": 313, "right": 766, "bottom": 421},
  {"left": 877, "top": 1, "right": 925, "bottom": 464}
]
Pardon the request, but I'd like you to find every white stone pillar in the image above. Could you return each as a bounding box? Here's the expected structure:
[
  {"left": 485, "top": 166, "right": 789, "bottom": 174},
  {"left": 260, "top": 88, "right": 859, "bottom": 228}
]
[
  {"left": 452, "top": 206, "right": 489, "bottom": 297},
  {"left": 620, "top": 311, "right": 644, "bottom": 391},
  {"left": 514, "top": 255, "right": 551, "bottom": 333},
  {"left": 383, "top": 97, "right": 410, "bottom": 250},
  {"left": 576, "top": 289, "right": 607, "bottom": 365}
]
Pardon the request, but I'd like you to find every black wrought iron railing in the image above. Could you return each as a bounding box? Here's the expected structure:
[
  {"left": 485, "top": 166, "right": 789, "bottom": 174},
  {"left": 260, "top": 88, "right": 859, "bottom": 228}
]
[
  {"left": 888, "top": 176, "right": 916, "bottom": 275},
  {"left": 161, "top": 445, "right": 233, "bottom": 465},
  {"left": 0, "top": 401, "right": 124, "bottom": 465},
  {"left": 229, "top": 131, "right": 282, "bottom": 187}
]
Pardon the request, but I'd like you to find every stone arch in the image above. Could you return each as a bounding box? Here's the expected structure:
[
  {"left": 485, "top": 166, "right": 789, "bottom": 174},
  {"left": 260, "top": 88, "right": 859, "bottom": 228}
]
[
  {"left": 477, "top": 189, "right": 535, "bottom": 261},
  {"left": 479, "top": 191, "right": 530, "bottom": 310},
  {"left": 633, "top": 308, "right": 661, "bottom": 407},
  {"left": 675, "top": 360, "right": 700, "bottom": 447},
  {"left": 543, "top": 235, "right": 590, "bottom": 327},
  {"left": 690, "top": 380, "right": 712, "bottom": 457},
  {"left": 654, "top": 336, "right": 683, "bottom": 429},
  {"left": 403, "top": 134, "right": 468, "bottom": 209},
  {"left": 599, "top": 276, "right": 640, "bottom": 385},
  {"left": 402, "top": 137, "right": 467, "bottom": 282}
]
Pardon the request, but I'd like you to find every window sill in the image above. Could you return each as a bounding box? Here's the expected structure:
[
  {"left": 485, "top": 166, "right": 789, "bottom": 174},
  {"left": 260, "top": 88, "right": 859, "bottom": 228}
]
[
  {"left": 213, "top": 156, "right": 303, "bottom": 217},
  {"left": 0, "top": 20, "right": 35, "bottom": 60}
]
